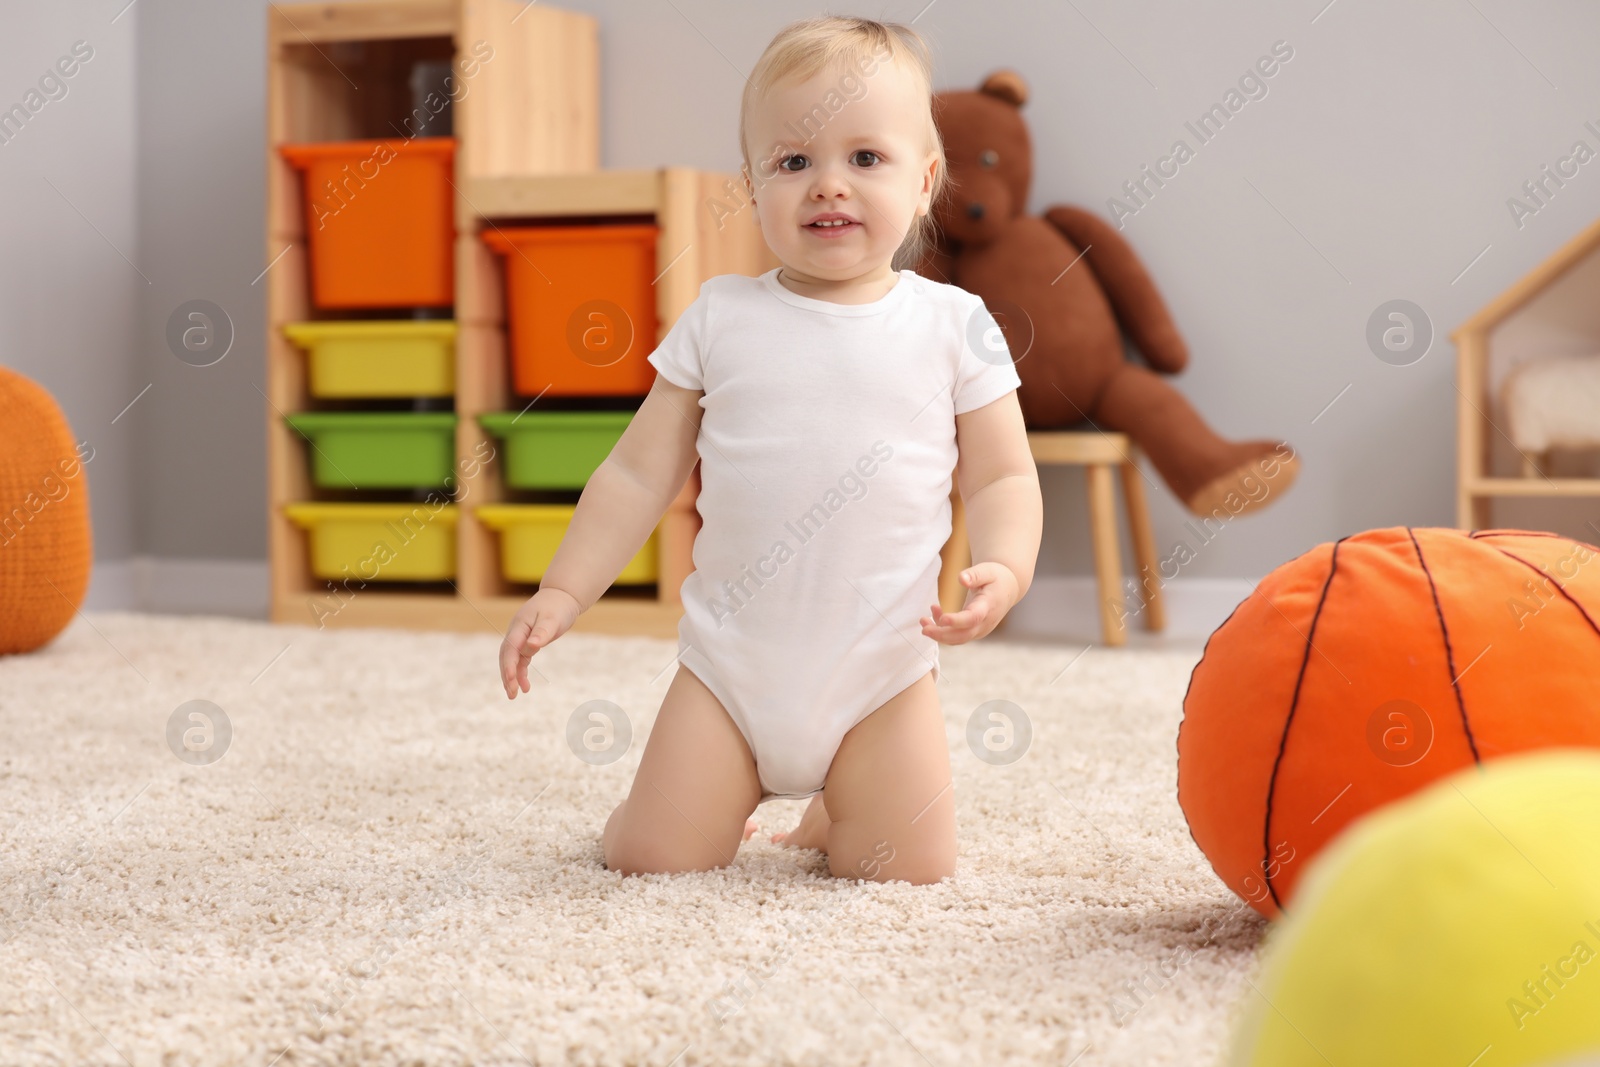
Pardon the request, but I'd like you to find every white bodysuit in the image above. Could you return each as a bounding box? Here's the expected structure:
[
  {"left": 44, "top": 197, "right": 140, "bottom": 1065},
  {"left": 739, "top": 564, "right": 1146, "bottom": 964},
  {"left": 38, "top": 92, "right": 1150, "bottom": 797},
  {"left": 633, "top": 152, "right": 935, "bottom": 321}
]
[{"left": 645, "top": 266, "right": 1021, "bottom": 800}]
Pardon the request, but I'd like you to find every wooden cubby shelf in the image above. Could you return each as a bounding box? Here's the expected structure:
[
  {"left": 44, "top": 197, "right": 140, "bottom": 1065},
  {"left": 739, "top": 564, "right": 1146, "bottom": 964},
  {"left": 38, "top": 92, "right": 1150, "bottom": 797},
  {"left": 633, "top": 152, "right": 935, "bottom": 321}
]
[{"left": 265, "top": 0, "right": 776, "bottom": 637}]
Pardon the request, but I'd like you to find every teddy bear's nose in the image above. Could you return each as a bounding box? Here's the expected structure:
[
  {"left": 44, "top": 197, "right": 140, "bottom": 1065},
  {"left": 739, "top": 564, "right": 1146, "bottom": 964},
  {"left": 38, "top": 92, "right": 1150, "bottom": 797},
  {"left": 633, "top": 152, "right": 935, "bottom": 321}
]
[{"left": 967, "top": 202, "right": 985, "bottom": 220}]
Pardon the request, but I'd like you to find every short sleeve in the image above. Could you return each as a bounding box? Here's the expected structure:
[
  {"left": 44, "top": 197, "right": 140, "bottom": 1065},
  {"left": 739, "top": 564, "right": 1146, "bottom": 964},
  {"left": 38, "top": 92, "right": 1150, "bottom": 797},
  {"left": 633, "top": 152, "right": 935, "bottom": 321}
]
[
  {"left": 953, "top": 294, "right": 1022, "bottom": 415},
  {"left": 646, "top": 284, "right": 710, "bottom": 391}
]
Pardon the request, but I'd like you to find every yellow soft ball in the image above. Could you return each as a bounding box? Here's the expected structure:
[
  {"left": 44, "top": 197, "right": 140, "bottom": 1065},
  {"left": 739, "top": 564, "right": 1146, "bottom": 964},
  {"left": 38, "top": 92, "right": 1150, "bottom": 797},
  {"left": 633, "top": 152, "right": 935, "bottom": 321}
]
[{"left": 1228, "top": 750, "right": 1600, "bottom": 1067}]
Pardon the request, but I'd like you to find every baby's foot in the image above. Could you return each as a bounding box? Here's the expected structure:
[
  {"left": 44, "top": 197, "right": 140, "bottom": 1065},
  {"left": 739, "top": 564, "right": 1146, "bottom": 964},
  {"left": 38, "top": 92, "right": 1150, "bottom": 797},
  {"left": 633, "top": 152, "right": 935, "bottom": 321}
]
[
  {"left": 743, "top": 817, "right": 760, "bottom": 842},
  {"left": 771, "top": 795, "right": 830, "bottom": 853}
]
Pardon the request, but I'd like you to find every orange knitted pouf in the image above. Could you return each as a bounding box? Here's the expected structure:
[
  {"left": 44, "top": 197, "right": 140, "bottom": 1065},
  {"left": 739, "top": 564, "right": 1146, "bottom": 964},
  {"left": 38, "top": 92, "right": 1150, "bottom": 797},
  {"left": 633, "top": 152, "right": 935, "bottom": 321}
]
[{"left": 0, "top": 367, "right": 92, "bottom": 654}]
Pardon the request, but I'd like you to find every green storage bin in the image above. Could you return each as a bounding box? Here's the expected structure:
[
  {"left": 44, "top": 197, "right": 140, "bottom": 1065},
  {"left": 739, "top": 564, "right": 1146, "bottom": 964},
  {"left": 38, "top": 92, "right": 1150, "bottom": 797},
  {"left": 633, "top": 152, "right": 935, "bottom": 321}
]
[
  {"left": 284, "top": 411, "right": 458, "bottom": 489},
  {"left": 478, "top": 410, "right": 633, "bottom": 489}
]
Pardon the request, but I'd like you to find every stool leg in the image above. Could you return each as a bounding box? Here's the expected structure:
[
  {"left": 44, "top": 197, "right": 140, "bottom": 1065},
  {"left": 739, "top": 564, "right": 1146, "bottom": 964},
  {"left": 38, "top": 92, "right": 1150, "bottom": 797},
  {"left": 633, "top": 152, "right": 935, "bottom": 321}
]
[
  {"left": 1120, "top": 460, "right": 1166, "bottom": 633},
  {"left": 1085, "top": 463, "right": 1126, "bottom": 646},
  {"left": 939, "top": 487, "right": 969, "bottom": 615}
]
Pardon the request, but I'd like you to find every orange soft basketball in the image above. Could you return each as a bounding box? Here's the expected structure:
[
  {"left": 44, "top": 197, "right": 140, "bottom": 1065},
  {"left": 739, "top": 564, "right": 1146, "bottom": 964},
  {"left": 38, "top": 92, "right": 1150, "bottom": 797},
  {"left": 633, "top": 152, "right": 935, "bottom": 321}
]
[
  {"left": 0, "top": 366, "right": 93, "bottom": 654},
  {"left": 1177, "top": 526, "right": 1600, "bottom": 919}
]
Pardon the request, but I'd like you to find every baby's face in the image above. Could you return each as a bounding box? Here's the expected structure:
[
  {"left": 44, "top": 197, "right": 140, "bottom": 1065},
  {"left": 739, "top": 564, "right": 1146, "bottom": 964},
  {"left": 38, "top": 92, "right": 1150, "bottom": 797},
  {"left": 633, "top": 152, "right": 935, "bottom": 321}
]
[{"left": 744, "top": 57, "right": 937, "bottom": 283}]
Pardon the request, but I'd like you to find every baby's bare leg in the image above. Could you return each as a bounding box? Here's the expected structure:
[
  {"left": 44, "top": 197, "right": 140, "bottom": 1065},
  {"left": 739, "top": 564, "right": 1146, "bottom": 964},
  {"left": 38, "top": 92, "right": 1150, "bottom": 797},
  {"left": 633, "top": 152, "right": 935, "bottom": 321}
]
[
  {"left": 602, "top": 663, "right": 762, "bottom": 875},
  {"left": 821, "top": 669, "right": 955, "bottom": 885},
  {"left": 771, "top": 793, "right": 830, "bottom": 850}
]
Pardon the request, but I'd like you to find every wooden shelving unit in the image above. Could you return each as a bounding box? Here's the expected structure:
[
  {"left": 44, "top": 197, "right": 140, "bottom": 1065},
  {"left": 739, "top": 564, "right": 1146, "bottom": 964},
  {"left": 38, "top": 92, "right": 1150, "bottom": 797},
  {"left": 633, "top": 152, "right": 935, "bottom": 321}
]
[{"left": 265, "top": 0, "right": 775, "bottom": 636}]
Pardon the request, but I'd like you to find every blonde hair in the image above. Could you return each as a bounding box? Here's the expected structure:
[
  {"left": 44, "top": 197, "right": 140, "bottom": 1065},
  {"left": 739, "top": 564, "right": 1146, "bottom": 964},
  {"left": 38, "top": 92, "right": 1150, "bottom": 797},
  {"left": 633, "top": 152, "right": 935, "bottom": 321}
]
[{"left": 739, "top": 15, "right": 946, "bottom": 272}]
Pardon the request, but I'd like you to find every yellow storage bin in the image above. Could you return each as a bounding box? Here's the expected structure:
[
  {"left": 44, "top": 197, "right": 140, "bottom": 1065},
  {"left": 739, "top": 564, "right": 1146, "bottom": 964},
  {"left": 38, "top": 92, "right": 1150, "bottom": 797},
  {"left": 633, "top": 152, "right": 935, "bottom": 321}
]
[
  {"left": 476, "top": 504, "right": 658, "bottom": 585},
  {"left": 281, "top": 321, "right": 456, "bottom": 398},
  {"left": 283, "top": 502, "right": 457, "bottom": 581}
]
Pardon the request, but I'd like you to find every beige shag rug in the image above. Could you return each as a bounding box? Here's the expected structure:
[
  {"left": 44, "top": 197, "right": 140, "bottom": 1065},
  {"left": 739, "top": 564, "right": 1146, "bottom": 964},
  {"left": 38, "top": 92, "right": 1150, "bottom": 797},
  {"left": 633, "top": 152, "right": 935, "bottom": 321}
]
[{"left": 0, "top": 611, "right": 1266, "bottom": 1066}]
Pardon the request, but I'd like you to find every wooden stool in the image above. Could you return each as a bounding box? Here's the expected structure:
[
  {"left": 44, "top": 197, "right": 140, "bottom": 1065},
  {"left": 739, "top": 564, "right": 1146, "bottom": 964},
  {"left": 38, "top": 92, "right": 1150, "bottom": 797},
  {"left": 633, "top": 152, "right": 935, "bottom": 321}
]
[{"left": 939, "top": 431, "right": 1167, "bottom": 646}]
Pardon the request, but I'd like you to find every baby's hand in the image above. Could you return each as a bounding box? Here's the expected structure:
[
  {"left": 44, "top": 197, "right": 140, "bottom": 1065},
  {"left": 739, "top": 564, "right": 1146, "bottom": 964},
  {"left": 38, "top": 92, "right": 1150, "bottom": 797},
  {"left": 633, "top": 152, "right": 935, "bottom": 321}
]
[
  {"left": 920, "top": 561, "right": 1019, "bottom": 644},
  {"left": 499, "top": 588, "right": 581, "bottom": 699}
]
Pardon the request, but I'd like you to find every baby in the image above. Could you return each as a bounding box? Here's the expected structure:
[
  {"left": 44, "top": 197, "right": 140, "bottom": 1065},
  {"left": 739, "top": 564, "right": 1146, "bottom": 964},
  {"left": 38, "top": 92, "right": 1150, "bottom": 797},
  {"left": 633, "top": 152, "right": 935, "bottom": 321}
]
[{"left": 498, "top": 15, "right": 1042, "bottom": 885}]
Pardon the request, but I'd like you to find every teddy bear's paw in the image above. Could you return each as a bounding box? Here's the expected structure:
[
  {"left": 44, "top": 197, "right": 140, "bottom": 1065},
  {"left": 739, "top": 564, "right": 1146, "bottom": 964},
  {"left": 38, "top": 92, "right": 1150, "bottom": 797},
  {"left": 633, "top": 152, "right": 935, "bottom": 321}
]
[{"left": 1183, "top": 444, "right": 1300, "bottom": 518}]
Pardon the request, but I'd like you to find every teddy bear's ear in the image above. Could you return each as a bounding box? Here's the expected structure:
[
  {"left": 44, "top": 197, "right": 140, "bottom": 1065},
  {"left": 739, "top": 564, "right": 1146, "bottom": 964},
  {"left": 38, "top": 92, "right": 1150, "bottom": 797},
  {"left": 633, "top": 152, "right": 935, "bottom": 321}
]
[{"left": 979, "top": 70, "right": 1028, "bottom": 108}]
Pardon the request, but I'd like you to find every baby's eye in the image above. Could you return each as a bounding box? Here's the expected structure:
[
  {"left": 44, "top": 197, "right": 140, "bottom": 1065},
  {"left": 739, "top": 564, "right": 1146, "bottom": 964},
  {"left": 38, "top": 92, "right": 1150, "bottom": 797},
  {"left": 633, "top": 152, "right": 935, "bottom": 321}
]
[
  {"left": 777, "top": 153, "right": 809, "bottom": 172},
  {"left": 851, "top": 149, "right": 881, "bottom": 167}
]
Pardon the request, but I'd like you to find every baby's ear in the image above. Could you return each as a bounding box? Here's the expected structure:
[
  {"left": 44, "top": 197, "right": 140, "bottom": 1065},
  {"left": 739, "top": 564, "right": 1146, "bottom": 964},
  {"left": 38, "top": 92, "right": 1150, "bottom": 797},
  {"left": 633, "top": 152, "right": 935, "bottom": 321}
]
[{"left": 979, "top": 70, "right": 1028, "bottom": 108}]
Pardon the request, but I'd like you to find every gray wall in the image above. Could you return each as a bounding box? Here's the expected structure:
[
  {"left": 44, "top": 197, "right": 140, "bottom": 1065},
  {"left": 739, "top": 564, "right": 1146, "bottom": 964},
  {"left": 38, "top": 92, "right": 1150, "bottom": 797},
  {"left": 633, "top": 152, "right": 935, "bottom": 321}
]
[
  {"left": 133, "top": 0, "right": 268, "bottom": 561},
  {"left": 7, "top": 0, "right": 1600, "bottom": 597},
  {"left": 1, "top": 5, "right": 140, "bottom": 561}
]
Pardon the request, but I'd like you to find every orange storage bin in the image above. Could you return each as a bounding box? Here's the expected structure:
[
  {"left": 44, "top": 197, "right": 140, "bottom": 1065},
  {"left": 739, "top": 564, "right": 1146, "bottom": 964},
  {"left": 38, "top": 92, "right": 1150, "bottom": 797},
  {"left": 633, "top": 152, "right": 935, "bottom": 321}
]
[
  {"left": 482, "top": 224, "right": 659, "bottom": 397},
  {"left": 278, "top": 137, "right": 456, "bottom": 309}
]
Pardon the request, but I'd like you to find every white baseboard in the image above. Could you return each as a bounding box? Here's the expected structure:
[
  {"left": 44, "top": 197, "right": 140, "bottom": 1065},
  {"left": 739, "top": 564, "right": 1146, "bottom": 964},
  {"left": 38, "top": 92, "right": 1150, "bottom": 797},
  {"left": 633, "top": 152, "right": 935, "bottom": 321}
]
[
  {"left": 79, "top": 558, "right": 1250, "bottom": 642},
  {"left": 1000, "top": 575, "right": 1252, "bottom": 647},
  {"left": 85, "top": 557, "right": 270, "bottom": 617}
]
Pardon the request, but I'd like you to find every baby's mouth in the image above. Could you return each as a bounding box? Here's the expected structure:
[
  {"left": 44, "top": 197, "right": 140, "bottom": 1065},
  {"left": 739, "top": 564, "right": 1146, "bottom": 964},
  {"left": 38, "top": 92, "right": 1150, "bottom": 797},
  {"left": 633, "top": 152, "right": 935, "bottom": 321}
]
[{"left": 805, "top": 217, "right": 861, "bottom": 235}]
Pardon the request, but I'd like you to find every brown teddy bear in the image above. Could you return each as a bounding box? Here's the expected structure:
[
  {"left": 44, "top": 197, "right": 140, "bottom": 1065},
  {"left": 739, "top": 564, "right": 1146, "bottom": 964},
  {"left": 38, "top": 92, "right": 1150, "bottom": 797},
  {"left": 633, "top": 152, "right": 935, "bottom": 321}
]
[{"left": 918, "top": 70, "right": 1299, "bottom": 517}]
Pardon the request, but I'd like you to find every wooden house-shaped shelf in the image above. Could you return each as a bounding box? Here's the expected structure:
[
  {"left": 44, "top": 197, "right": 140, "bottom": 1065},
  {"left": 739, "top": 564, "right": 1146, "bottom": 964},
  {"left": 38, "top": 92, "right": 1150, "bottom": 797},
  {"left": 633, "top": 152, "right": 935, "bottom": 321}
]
[{"left": 1452, "top": 216, "right": 1600, "bottom": 531}]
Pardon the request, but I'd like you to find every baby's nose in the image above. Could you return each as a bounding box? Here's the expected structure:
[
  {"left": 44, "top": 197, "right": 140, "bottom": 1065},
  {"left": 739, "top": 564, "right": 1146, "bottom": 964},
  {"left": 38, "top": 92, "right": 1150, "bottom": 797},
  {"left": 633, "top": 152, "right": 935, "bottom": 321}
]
[{"left": 967, "top": 202, "right": 985, "bottom": 220}]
